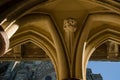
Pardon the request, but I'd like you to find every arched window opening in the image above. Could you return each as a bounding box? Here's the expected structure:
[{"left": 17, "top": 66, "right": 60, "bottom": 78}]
[
  {"left": 87, "top": 41, "right": 120, "bottom": 80},
  {"left": 0, "top": 42, "right": 57, "bottom": 80}
]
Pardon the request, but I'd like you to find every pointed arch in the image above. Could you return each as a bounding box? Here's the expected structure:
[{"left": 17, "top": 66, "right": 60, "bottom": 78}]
[
  {"left": 75, "top": 12, "right": 120, "bottom": 80},
  {"left": 84, "top": 32, "right": 120, "bottom": 80},
  {"left": 10, "top": 29, "right": 58, "bottom": 79},
  {"left": 7, "top": 13, "right": 70, "bottom": 79}
]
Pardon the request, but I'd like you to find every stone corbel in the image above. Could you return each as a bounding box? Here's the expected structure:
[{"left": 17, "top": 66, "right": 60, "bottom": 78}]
[{"left": 63, "top": 17, "right": 77, "bottom": 56}]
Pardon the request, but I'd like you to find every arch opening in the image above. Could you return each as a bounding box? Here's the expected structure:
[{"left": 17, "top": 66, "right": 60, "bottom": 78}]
[
  {"left": 0, "top": 42, "right": 57, "bottom": 80},
  {"left": 86, "top": 40, "right": 120, "bottom": 80}
]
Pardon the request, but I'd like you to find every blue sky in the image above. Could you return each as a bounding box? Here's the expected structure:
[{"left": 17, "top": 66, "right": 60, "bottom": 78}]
[{"left": 87, "top": 61, "right": 120, "bottom": 80}]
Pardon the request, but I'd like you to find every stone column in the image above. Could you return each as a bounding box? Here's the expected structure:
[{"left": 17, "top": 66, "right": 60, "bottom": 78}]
[
  {"left": 0, "top": 19, "right": 19, "bottom": 56},
  {"left": 63, "top": 17, "right": 77, "bottom": 78},
  {"left": 0, "top": 25, "right": 9, "bottom": 56}
]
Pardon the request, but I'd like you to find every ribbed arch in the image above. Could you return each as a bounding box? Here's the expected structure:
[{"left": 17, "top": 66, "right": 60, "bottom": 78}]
[
  {"left": 75, "top": 12, "right": 120, "bottom": 80},
  {"left": 84, "top": 32, "right": 120, "bottom": 80},
  {"left": 88, "top": 28, "right": 120, "bottom": 44},
  {"left": 12, "top": 29, "right": 54, "bottom": 47},
  {"left": 10, "top": 31, "right": 58, "bottom": 79},
  {"left": 8, "top": 12, "right": 70, "bottom": 79},
  {"left": 88, "top": 0, "right": 120, "bottom": 14}
]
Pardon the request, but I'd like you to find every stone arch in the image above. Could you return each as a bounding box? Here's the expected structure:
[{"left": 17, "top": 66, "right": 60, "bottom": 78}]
[
  {"left": 8, "top": 13, "right": 69, "bottom": 79},
  {"left": 87, "top": 0, "right": 120, "bottom": 14},
  {"left": 10, "top": 29, "right": 58, "bottom": 79},
  {"left": 75, "top": 12, "right": 120, "bottom": 80},
  {"left": 84, "top": 32, "right": 120, "bottom": 80}
]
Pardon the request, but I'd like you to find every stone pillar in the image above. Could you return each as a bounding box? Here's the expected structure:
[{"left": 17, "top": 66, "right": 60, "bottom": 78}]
[
  {"left": 0, "top": 19, "right": 18, "bottom": 56},
  {"left": 0, "top": 25, "right": 9, "bottom": 56},
  {"left": 63, "top": 17, "right": 77, "bottom": 79}
]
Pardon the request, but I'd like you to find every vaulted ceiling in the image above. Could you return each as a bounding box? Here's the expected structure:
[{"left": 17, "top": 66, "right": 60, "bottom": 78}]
[
  {"left": 0, "top": 0, "right": 119, "bottom": 61},
  {"left": 1, "top": 0, "right": 120, "bottom": 80}
]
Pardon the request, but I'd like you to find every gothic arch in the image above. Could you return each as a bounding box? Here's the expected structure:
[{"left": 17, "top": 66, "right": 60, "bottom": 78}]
[
  {"left": 6, "top": 13, "right": 70, "bottom": 79},
  {"left": 75, "top": 12, "right": 120, "bottom": 80},
  {"left": 88, "top": 0, "right": 120, "bottom": 14},
  {"left": 84, "top": 32, "right": 120, "bottom": 80},
  {"left": 10, "top": 30, "right": 58, "bottom": 78}
]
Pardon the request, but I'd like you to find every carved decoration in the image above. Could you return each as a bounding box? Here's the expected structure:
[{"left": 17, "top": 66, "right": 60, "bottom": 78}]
[
  {"left": 63, "top": 17, "right": 77, "bottom": 62},
  {"left": 63, "top": 18, "right": 77, "bottom": 32}
]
